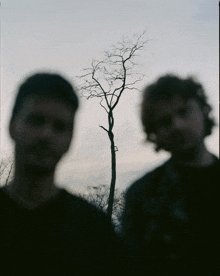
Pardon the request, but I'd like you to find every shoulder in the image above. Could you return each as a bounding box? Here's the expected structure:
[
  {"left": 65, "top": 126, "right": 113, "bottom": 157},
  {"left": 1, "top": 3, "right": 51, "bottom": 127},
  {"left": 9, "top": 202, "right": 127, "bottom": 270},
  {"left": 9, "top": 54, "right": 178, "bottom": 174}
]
[
  {"left": 125, "top": 159, "right": 171, "bottom": 201},
  {"left": 58, "top": 189, "right": 112, "bottom": 226},
  {"left": 0, "top": 187, "right": 12, "bottom": 205},
  {"left": 60, "top": 189, "right": 102, "bottom": 212},
  {"left": 58, "top": 189, "right": 97, "bottom": 211},
  {"left": 207, "top": 155, "right": 220, "bottom": 175},
  {"left": 213, "top": 155, "right": 220, "bottom": 166},
  {"left": 0, "top": 187, "right": 5, "bottom": 197}
]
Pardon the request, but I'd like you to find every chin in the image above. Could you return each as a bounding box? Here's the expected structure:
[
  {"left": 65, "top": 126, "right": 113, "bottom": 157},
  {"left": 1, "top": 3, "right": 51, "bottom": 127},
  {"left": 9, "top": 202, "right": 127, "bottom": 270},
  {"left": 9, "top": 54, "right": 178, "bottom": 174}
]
[
  {"left": 25, "top": 164, "right": 55, "bottom": 175},
  {"left": 171, "top": 147, "right": 197, "bottom": 161}
]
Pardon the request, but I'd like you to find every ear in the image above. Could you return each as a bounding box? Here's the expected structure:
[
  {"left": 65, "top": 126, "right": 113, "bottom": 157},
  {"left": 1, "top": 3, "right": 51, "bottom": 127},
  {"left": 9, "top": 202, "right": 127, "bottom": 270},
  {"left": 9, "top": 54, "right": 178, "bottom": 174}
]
[
  {"left": 9, "top": 118, "right": 16, "bottom": 140},
  {"left": 148, "top": 133, "right": 157, "bottom": 143},
  {"left": 203, "top": 105, "right": 211, "bottom": 116}
]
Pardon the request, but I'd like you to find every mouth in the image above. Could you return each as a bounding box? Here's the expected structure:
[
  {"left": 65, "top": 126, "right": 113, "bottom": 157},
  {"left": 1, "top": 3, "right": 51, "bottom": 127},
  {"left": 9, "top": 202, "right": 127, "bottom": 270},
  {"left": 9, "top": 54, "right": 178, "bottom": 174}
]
[
  {"left": 28, "top": 150, "right": 59, "bottom": 169},
  {"left": 162, "top": 136, "right": 187, "bottom": 152},
  {"left": 169, "top": 134, "right": 187, "bottom": 146},
  {"left": 30, "top": 147, "right": 56, "bottom": 158}
]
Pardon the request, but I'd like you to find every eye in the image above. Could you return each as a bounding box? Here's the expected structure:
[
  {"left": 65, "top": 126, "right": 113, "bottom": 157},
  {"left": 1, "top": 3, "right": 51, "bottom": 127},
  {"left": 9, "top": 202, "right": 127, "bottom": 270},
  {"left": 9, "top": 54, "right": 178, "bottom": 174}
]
[
  {"left": 54, "top": 121, "right": 66, "bottom": 132},
  {"left": 178, "top": 107, "right": 190, "bottom": 117},
  {"left": 157, "top": 116, "right": 172, "bottom": 128},
  {"left": 54, "top": 120, "right": 73, "bottom": 133},
  {"left": 26, "top": 114, "right": 45, "bottom": 127}
]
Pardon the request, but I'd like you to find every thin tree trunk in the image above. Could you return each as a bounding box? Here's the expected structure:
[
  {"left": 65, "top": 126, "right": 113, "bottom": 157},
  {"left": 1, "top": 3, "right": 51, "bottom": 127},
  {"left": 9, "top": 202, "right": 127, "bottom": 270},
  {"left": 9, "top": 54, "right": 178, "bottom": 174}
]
[{"left": 107, "top": 130, "right": 116, "bottom": 217}]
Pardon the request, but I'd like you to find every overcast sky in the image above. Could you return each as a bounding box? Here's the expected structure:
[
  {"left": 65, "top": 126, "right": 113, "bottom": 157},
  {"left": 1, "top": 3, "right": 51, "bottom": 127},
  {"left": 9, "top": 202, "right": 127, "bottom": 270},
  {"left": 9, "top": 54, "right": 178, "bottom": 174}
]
[{"left": 1, "top": 0, "right": 219, "bottom": 193}]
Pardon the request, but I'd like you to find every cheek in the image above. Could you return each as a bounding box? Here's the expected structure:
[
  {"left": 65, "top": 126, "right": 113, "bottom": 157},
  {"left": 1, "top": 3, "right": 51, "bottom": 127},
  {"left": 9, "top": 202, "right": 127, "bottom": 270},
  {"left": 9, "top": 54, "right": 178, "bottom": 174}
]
[
  {"left": 14, "top": 123, "right": 37, "bottom": 143},
  {"left": 15, "top": 130, "right": 35, "bottom": 146},
  {"left": 58, "top": 134, "right": 73, "bottom": 153},
  {"left": 156, "top": 129, "right": 170, "bottom": 141},
  {"left": 154, "top": 132, "right": 168, "bottom": 148},
  {"left": 190, "top": 112, "right": 205, "bottom": 134}
]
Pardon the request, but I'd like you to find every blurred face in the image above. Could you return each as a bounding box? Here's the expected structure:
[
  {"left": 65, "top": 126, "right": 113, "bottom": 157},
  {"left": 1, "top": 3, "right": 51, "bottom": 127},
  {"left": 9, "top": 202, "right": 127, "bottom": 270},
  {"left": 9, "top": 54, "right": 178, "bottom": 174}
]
[
  {"left": 151, "top": 95, "right": 206, "bottom": 159},
  {"left": 10, "top": 96, "right": 75, "bottom": 174}
]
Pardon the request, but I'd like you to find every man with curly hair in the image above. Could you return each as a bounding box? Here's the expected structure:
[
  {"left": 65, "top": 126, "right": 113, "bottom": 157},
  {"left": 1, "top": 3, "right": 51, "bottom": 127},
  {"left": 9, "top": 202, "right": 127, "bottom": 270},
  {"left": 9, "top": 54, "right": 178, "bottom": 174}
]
[{"left": 121, "top": 74, "right": 219, "bottom": 275}]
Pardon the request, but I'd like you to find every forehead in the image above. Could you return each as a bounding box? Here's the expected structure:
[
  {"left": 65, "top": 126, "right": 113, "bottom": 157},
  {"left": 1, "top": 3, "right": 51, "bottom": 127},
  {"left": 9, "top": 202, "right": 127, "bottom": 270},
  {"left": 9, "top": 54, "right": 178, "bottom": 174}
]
[
  {"left": 152, "top": 95, "right": 190, "bottom": 118},
  {"left": 16, "top": 96, "right": 75, "bottom": 121}
]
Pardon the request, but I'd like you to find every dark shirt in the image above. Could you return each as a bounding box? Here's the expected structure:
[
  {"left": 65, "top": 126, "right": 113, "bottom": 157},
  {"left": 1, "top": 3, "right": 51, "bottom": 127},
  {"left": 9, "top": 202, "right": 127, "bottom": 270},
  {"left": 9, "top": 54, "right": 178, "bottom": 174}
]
[
  {"left": 121, "top": 157, "right": 220, "bottom": 276},
  {"left": 0, "top": 188, "right": 127, "bottom": 276}
]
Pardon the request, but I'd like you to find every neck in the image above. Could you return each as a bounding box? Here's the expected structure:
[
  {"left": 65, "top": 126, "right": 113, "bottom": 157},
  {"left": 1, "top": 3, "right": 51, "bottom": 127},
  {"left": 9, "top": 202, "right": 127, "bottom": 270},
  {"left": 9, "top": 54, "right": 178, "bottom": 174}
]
[
  {"left": 6, "top": 163, "right": 59, "bottom": 209},
  {"left": 172, "top": 144, "right": 214, "bottom": 167}
]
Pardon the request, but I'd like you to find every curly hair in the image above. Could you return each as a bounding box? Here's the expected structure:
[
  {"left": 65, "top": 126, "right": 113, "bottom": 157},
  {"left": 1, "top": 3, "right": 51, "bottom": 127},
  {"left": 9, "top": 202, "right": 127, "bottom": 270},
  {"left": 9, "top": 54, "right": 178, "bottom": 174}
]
[{"left": 141, "top": 74, "right": 216, "bottom": 151}]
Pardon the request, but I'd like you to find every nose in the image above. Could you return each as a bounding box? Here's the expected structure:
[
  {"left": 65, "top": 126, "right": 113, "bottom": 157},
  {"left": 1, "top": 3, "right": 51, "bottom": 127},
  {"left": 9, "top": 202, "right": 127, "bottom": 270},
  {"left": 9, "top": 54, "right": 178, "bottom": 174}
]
[
  {"left": 172, "top": 116, "right": 185, "bottom": 130},
  {"left": 39, "top": 124, "right": 55, "bottom": 140}
]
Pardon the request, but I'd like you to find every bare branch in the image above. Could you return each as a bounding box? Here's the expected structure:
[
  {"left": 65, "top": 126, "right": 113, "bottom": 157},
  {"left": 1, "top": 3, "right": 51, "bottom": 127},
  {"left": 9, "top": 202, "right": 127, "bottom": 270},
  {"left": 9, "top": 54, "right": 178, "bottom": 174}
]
[
  {"left": 99, "top": 125, "right": 108, "bottom": 133},
  {"left": 99, "top": 98, "right": 109, "bottom": 113}
]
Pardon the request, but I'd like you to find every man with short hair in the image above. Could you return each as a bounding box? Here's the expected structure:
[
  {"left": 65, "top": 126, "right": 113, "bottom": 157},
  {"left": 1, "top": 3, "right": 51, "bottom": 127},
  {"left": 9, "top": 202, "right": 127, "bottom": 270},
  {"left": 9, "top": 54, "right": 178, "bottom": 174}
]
[
  {"left": 0, "top": 73, "right": 127, "bottom": 276},
  {"left": 121, "top": 74, "right": 219, "bottom": 276}
]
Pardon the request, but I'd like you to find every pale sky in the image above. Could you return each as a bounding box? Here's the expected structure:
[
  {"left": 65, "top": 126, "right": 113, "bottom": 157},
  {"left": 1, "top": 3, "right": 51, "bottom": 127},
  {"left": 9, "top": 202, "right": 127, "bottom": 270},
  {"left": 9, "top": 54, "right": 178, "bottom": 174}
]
[{"left": 1, "top": 0, "right": 219, "bottom": 193}]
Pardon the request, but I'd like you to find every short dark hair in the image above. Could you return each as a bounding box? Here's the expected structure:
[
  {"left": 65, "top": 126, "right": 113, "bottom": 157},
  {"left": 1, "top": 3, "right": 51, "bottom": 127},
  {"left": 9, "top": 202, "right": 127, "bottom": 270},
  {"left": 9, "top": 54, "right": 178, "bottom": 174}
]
[
  {"left": 11, "top": 72, "right": 79, "bottom": 120},
  {"left": 141, "top": 74, "right": 215, "bottom": 150}
]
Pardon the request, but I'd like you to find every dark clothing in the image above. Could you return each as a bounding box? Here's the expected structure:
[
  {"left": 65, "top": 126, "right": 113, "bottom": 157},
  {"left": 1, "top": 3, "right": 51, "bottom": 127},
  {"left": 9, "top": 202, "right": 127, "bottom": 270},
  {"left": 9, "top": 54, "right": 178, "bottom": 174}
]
[
  {"left": 121, "top": 157, "right": 220, "bottom": 276},
  {"left": 0, "top": 188, "right": 128, "bottom": 276}
]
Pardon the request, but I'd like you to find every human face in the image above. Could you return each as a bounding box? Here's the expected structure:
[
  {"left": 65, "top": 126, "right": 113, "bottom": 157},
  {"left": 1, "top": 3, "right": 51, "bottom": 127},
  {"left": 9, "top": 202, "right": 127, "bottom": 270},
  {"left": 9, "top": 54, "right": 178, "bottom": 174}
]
[
  {"left": 10, "top": 96, "right": 75, "bottom": 174},
  {"left": 152, "top": 95, "right": 206, "bottom": 159}
]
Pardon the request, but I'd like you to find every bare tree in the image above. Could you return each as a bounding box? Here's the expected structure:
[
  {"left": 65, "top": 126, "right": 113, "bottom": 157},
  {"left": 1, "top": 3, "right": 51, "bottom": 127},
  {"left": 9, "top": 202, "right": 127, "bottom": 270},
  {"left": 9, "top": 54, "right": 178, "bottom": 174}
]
[
  {"left": 79, "top": 184, "right": 125, "bottom": 232},
  {"left": 78, "top": 32, "right": 147, "bottom": 217}
]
